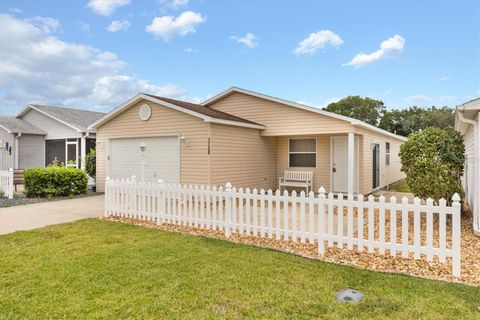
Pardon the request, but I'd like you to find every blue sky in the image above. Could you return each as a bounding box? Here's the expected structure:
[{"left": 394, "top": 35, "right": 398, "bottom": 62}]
[{"left": 0, "top": 0, "right": 478, "bottom": 115}]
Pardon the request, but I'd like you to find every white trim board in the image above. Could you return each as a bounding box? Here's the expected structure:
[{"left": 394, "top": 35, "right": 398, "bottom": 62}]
[{"left": 202, "top": 86, "right": 407, "bottom": 142}]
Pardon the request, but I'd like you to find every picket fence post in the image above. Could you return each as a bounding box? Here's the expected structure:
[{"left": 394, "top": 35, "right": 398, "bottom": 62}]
[
  {"left": 224, "top": 182, "right": 233, "bottom": 237},
  {"left": 157, "top": 179, "right": 165, "bottom": 225},
  {"left": 8, "top": 168, "right": 14, "bottom": 199},
  {"left": 317, "top": 187, "right": 326, "bottom": 254},
  {"left": 104, "top": 176, "right": 110, "bottom": 217},
  {"left": 451, "top": 193, "right": 461, "bottom": 277}
]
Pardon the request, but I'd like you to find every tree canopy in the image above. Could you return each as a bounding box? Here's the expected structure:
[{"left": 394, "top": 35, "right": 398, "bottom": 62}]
[
  {"left": 324, "top": 96, "right": 455, "bottom": 136},
  {"left": 324, "top": 96, "right": 385, "bottom": 126}
]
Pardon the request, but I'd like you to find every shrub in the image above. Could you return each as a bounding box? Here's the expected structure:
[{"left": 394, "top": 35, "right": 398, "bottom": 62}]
[
  {"left": 399, "top": 127, "right": 465, "bottom": 204},
  {"left": 85, "top": 149, "right": 96, "bottom": 181},
  {"left": 0, "top": 189, "right": 4, "bottom": 197},
  {"left": 24, "top": 167, "right": 88, "bottom": 198}
]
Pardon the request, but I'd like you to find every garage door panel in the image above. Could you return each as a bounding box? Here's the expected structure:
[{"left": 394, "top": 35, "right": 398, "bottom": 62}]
[{"left": 109, "top": 136, "right": 179, "bottom": 183}]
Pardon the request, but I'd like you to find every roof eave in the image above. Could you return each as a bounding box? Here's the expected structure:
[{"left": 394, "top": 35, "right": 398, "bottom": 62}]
[
  {"left": 88, "top": 93, "right": 264, "bottom": 131},
  {"left": 202, "top": 87, "right": 408, "bottom": 141}
]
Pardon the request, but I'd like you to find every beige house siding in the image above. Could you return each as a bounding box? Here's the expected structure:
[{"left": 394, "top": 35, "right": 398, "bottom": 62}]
[
  {"left": 210, "top": 124, "right": 276, "bottom": 190},
  {"left": 96, "top": 100, "right": 210, "bottom": 192},
  {"left": 207, "top": 92, "right": 353, "bottom": 136},
  {"left": 355, "top": 127, "right": 405, "bottom": 194},
  {"left": 276, "top": 135, "right": 331, "bottom": 192}
]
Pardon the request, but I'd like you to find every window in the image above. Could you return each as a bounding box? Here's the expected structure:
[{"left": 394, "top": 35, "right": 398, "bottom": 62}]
[
  {"left": 385, "top": 142, "right": 390, "bottom": 166},
  {"left": 289, "top": 139, "right": 316, "bottom": 167}
]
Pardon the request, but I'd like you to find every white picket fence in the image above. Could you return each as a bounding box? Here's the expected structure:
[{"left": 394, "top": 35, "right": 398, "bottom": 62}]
[
  {"left": 0, "top": 168, "right": 14, "bottom": 199},
  {"left": 104, "top": 177, "right": 462, "bottom": 277}
]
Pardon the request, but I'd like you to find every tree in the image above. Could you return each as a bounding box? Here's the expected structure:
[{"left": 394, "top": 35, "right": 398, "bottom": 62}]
[
  {"left": 399, "top": 127, "right": 464, "bottom": 203},
  {"left": 324, "top": 96, "right": 385, "bottom": 125},
  {"left": 379, "top": 106, "right": 454, "bottom": 136}
]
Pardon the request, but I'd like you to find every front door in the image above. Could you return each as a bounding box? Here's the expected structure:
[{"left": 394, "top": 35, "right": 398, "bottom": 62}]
[
  {"left": 332, "top": 137, "right": 348, "bottom": 193},
  {"left": 372, "top": 143, "right": 380, "bottom": 189}
]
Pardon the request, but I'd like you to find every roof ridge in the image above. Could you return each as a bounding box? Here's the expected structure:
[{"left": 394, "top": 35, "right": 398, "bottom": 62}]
[{"left": 30, "top": 104, "right": 106, "bottom": 115}]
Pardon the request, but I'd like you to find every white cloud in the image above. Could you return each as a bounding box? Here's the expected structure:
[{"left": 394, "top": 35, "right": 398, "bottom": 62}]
[
  {"left": 8, "top": 8, "right": 22, "bottom": 13},
  {"left": 440, "top": 95, "right": 456, "bottom": 104},
  {"left": 26, "top": 16, "right": 60, "bottom": 33},
  {"left": 107, "top": 20, "right": 130, "bottom": 32},
  {"left": 383, "top": 89, "right": 393, "bottom": 96},
  {"left": 183, "top": 47, "right": 195, "bottom": 53},
  {"left": 294, "top": 30, "right": 343, "bottom": 55},
  {"left": 0, "top": 14, "right": 186, "bottom": 112},
  {"left": 404, "top": 95, "right": 432, "bottom": 103},
  {"left": 230, "top": 33, "right": 258, "bottom": 48},
  {"left": 80, "top": 22, "right": 91, "bottom": 33},
  {"left": 146, "top": 11, "right": 205, "bottom": 40},
  {"left": 87, "top": 0, "right": 131, "bottom": 16},
  {"left": 438, "top": 76, "right": 449, "bottom": 81},
  {"left": 160, "top": 0, "right": 189, "bottom": 9},
  {"left": 344, "top": 34, "right": 405, "bottom": 68}
]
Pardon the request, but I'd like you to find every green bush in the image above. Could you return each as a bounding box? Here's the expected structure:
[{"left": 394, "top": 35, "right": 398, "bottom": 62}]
[
  {"left": 24, "top": 167, "right": 88, "bottom": 198},
  {"left": 0, "top": 189, "right": 4, "bottom": 197},
  {"left": 85, "top": 148, "right": 96, "bottom": 181},
  {"left": 399, "top": 127, "right": 465, "bottom": 204}
]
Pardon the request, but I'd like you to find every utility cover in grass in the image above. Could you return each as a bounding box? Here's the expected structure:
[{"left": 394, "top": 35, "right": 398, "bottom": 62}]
[{"left": 336, "top": 289, "right": 364, "bottom": 303}]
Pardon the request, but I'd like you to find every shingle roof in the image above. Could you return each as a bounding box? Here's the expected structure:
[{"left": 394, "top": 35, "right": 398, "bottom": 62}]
[
  {"left": 27, "top": 105, "right": 106, "bottom": 132},
  {"left": 143, "top": 94, "right": 264, "bottom": 126},
  {"left": 0, "top": 116, "right": 46, "bottom": 135}
]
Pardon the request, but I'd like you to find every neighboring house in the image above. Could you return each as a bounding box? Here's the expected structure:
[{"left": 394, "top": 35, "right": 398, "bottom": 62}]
[
  {"left": 0, "top": 117, "right": 47, "bottom": 170},
  {"left": 90, "top": 87, "right": 406, "bottom": 195},
  {"left": 455, "top": 97, "right": 480, "bottom": 235},
  {"left": 0, "top": 105, "right": 105, "bottom": 171}
]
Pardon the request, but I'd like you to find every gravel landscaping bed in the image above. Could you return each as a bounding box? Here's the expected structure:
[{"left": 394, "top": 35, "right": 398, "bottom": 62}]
[
  {"left": 0, "top": 191, "right": 103, "bottom": 208},
  {"left": 104, "top": 213, "right": 480, "bottom": 286}
]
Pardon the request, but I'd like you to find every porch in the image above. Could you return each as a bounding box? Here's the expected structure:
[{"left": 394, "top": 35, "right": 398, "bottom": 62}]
[
  {"left": 45, "top": 137, "right": 96, "bottom": 169},
  {"left": 274, "top": 132, "right": 362, "bottom": 195}
]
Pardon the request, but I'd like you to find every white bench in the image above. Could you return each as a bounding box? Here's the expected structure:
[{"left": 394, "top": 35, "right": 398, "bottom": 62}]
[{"left": 278, "top": 171, "right": 313, "bottom": 193}]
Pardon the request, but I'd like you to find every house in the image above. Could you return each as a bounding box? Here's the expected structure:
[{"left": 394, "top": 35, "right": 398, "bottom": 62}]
[
  {"left": 455, "top": 97, "right": 480, "bottom": 235},
  {"left": 0, "top": 105, "right": 105, "bottom": 171},
  {"left": 90, "top": 87, "right": 406, "bottom": 194}
]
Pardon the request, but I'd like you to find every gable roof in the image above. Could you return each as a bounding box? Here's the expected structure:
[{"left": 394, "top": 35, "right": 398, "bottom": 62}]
[
  {"left": 0, "top": 116, "right": 46, "bottom": 135},
  {"left": 89, "top": 93, "right": 266, "bottom": 130},
  {"left": 16, "top": 104, "right": 106, "bottom": 133},
  {"left": 202, "top": 86, "right": 407, "bottom": 141}
]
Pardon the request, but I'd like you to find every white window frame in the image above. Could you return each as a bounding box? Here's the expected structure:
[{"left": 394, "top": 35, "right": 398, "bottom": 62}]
[
  {"left": 288, "top": 138, "right": 317, "bottom": 168},
  {"left": 65, "top": 139, "right": 79, "bottom": 168},
  {"left": 385, "top": 141, "right": 391, "bottom": 166}
]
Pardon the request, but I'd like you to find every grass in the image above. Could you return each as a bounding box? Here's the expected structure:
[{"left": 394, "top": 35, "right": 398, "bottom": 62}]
[
  {"left": 0, "top": 220, "right": 478, "bottom": 319},
  {"left": 391, "top": 179, "right": 411, "bottom": 193}
]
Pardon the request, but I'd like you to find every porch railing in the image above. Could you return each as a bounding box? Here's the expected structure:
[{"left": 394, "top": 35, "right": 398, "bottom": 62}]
[{"left": 0, "top": 168, "right": 14, "bottom": 199}]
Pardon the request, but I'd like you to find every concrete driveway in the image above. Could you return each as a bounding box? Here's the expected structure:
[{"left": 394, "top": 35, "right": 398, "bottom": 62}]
[{"left": 0, "top": 195, "right": 104, "bottom": 235}]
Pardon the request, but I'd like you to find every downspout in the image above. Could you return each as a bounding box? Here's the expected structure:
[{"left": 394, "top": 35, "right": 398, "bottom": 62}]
[
  {"left": 457, "top": 106, "right": 480, "bottom": 235},
  {"left": 14, "top": 133, "right": 22, "bottom": 169}
]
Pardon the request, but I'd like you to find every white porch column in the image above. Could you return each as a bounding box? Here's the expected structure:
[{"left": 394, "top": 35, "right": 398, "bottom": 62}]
[
  {"left": 347, "top": 132, "right": 355, "bottom": 195},
  {"left": 81, "top": 135, "right": 86, "bottom": 170}
]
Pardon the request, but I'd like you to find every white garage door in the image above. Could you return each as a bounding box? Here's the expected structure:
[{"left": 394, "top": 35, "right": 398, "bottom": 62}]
[{"left": 109, "top": 136, "right": 179, "bottom": 183}]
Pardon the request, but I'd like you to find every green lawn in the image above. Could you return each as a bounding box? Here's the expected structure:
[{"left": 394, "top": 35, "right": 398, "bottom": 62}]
[
  {"left": 391, "top": 179, "right": 411, "bottom": 193},
  {"left": 0, "top": 220, "right": 478, "bottom": 319}
]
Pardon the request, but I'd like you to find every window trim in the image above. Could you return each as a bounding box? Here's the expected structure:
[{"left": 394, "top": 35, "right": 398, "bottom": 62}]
[
  {"left": 385, "top": 142, "right": 391, "bottom": 166},
  {"left": 288, "top": 137, "right": 317, "bottom": 168}
]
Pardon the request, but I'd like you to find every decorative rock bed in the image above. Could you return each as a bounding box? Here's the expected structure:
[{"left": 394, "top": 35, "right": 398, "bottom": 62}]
[{"left": 103, "top": 214, "right": 479, "bottom": 286}]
